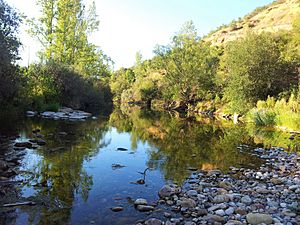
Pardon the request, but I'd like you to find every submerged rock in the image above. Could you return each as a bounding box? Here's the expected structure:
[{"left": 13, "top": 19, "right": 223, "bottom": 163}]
[{"left": 110, "top": 206, "right": 123, "bottom": 212}]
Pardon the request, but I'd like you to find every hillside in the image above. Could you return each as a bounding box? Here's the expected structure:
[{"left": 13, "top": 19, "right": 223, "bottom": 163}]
[{"left": 205, "top": 0, "right": 300, "bottom": 45}]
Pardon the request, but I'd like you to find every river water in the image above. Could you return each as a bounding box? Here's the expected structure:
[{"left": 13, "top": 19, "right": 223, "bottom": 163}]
[{"left": 0, "top": 107, "right": 298, "bottom": 225}]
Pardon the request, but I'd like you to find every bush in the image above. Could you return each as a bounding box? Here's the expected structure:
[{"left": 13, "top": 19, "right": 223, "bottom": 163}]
[
  {"left": 24, "top": 63, "right": 112, "bottom": 112},
  {"left": 221, "top": 32, "right": 298, "bottom": 114},
  {"left": 248, "top": 109, "right": 277, "bottom": 126}
]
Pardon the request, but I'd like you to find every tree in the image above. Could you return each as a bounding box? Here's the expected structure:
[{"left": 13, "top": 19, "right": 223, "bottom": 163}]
[
  {"left": 0, "top": 0, "right": 21, "bottom": 106},
  {"left": 28, "top": 0, "right": 110, "bottom": 78},
  {"left": 156, "top": 21, "right": 219, "bottom": 106},
  {"left": 221, "top": 32, "right": 298, "bottom": 113}
]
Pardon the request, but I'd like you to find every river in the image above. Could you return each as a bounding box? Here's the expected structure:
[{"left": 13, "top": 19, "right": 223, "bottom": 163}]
[{"left": 0, "top": 106, "right": 298, "bottom": 225}]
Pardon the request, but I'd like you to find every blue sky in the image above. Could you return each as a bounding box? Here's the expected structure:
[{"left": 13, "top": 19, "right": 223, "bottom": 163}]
[{"left": 7, "top": 0, "right": 274, "bottom": 69}]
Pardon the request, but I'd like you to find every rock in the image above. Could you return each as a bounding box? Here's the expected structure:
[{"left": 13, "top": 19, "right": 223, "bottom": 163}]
[
  {"left": 186, "top": 190, "right": 198, "bottom": 197},
  {"left": 289, "top": 202, "right": 300, "bottom": 212},
  {"left": 145, "top": 218, "right": 163, "bottom": 225},
  {"left": 246, "top": 213, "right": 273, "bottom": 225},
  {"left": 206, "top": 214, "right": 225, "bottom": 223},
  {"left": 41, "top": 111, "right": 56, "bottom": 117},
  {"left": 197, "top": 208, "right": 208, "bottom": 216},
  {"left": 136, "top": 205, "right": 154, "bottom": 212},
  {"left": 179, "top": 198, "right": 196, "bottom": 208},
  {"left": 288, "top": 185, "right": 299, "bottom": 191},
  {"left": 110, "top": 206, "right": 123, "bottom": 212},
  {"left": 26, "top": 111, "right": 37, "bottom": 117},
  {"left": 225, "top": 207, "right": 235, "bottom": 215},
  {"left": 241, "top": 195, "right": 252, "bottom": 205},
  {"left": 164, "top": 212, "right": 172, "bottom": 218},
  {"left": 256, "top": 187, "right": 269, "bottom": 194},
  {"left": 184, "top": 222, "right": 196, "bottom": 225},
  {"left": 270, "top": 178, "right": 283, "bottom": 185},
  {"left": 235, "top": 207, "right": 247, "bottom": 215},
  {"left": 36, "top": 140, "right": 46, "bottom": 146},
  {"left": 207, "top": 170, "right": 221, "bottom": 176},
  {"left": 14, "top": 142, "right": 32, "bottom": 148},
  {"left": 225, "top": 220, "right": 243, "bottom": 225},
  {"left": 213, "top": 194, "right": 230, "bottom": 203},
  {"left": 158, "top": 184, "right": 181, "bottom": 198},
  {"left": 0, "top": 160, "right": 8, "bottom": 171},
  {"left": 117, "top": 147, "right": 128, "bottom": 151},
  {"left": 134, "top": 198, "right": 148, "bottom": 205},
  {"left": 219, "top": 181, "right": 233, "bottom": 190},
  {"left": 215, "top": 209, "right": 225, "bottom": 216}
]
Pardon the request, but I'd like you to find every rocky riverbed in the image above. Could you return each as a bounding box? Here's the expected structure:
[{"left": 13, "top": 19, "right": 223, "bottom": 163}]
[{"left": 131, "top": 147, "right": 300, "bottom": 225}]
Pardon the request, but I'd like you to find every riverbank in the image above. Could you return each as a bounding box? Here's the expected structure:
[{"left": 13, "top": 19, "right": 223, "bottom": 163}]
[{"left": 134, "top": 147, "right": 300, "bottom": 225}]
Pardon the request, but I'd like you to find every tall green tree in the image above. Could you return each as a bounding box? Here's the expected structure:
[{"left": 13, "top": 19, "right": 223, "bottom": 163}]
[
  {"left": 0, "top": 0, "right": 21, "bottom": 106},
  {"left": 155, "top": 21, "right": 219, "bottom": 106},
  {"left": 29, "top": 0, "right": 110, "bottom": 78},
  {"left": 221, "top": 32, "right": 298, "bottom": 114}
]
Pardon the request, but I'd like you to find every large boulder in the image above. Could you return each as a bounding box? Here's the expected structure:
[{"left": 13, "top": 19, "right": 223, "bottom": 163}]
[{"left": 246, "top": 213, "right": 273, "bottom": 225}]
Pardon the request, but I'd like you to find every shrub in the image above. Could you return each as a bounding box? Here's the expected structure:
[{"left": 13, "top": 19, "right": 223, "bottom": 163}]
[
  {"left": 248, "top": 109, "right": 277, "bottom": 126},
  {"left": 24, "top": 63, "right": 112, "bottom": 112}
]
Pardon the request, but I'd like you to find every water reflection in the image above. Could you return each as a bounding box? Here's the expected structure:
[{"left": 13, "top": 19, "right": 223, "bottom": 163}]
[
  {"left": 16, "top": 118, "right": 110, "bottom": 224},
  {"left": 110, "top": 107, "right": 261, "bottom": 184},
  {"left": 0, "top": 107, "right": 298, "bottom": 225}
]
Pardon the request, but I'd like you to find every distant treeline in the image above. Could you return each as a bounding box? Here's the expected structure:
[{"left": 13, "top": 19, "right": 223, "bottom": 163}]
[{"left": 110, "top": 6, "right": 300, "bottom": 129}]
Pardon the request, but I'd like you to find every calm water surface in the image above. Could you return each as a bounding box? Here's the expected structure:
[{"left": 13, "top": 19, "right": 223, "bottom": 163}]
[{"left": 0, "top": 107, "right": 299, "bottom": 225}]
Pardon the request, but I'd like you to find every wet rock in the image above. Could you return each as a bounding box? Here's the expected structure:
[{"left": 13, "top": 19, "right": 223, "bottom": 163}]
[
  {"left": 110, "top": 206, "right": 123, "bottom": 212},
  {"left": 158, "top": 184, "right": 181, "bottom": 198},
  {"left": 36, "top": 140, "right": 46, "bottom": 146},
  {"left": 144, "top": 218, "right": 163, "bottom": 225},
  {"left": 246, "top": 213, "right": 273, "bottom": 225},
  {"left": 137, "top": 205, "right": 154, "bottom": 212},
  {"left": 116, "top": 147, "right": 128, "bottom": 151},
  {"left": 134, "top": 198, "right": 147, "bottom": 205},
  {"left": 26, "top": 111, "right": 37, "bottom": 117},
  {"left": 14, "top": 142, "right": 32, "bottom": 148},
  {"left": 213, "top": 194, "right": 230, "bottom": 203}
]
